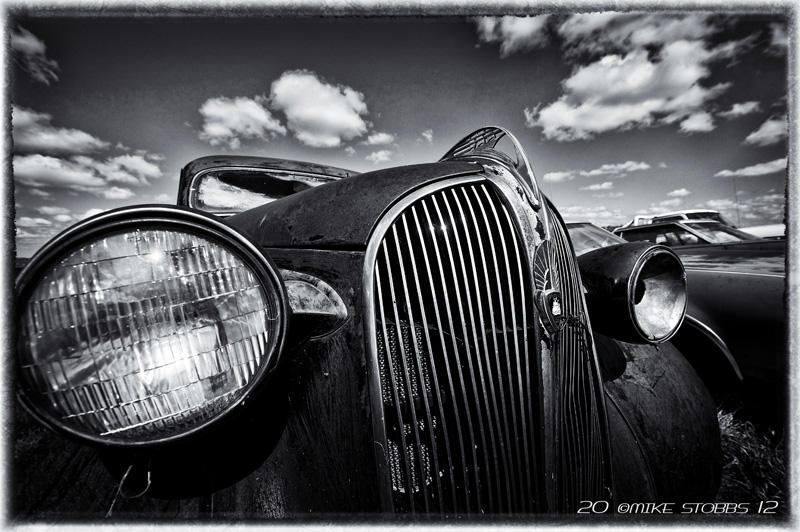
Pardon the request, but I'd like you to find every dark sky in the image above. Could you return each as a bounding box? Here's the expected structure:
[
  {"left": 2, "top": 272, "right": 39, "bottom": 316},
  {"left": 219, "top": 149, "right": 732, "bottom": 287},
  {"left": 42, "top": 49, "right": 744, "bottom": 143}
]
[{"left": 11, "top": 12, "right": 789, "bottom": 256}]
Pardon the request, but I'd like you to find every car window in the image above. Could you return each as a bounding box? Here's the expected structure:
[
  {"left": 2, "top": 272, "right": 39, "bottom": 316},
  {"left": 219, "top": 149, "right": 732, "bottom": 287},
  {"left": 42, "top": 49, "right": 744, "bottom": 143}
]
[
  {"left": 566, "top": 223, "right": 625, "bottom": 255},
  {"left": 190, "top": 169, "right": 334, "bottom": 214},
  {"left": 684, "top": 222, "right": 758, "bottom": 243},
  {"left": 617, "top": 228, "right": 662, "bottom": 244}
]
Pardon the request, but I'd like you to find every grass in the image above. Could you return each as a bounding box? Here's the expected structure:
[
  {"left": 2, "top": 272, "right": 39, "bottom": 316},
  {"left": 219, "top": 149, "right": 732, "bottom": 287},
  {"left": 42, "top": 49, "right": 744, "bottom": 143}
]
[{"left": 716, "top": 409, "right": 786, "bottom": 511}]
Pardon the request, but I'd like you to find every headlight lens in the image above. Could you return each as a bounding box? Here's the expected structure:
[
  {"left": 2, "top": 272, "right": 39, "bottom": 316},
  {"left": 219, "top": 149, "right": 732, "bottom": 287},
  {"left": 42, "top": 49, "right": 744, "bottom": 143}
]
[
  {"left": 631, "top": 248, "right": 687, "bottom": 342},
  {"left": 17, "top": 209, "right": 286, "bottom": 445}
]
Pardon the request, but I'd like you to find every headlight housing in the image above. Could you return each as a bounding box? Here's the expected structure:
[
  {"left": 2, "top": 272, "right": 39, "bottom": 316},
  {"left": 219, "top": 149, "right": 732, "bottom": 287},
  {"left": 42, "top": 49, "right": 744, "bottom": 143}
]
[
  {"left": 577, "top": 242, "right": 687, "bottom": 344},
  {"left": 15, "top": 205, "right": 288, "bottom": 447}
]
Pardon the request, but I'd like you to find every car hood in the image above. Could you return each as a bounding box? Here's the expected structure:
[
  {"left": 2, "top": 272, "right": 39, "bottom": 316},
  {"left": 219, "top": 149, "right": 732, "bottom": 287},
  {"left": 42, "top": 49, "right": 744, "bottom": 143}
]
[
  {"left": 674, "top": 240, "right": 785, "bottom": 277},
  {"left": 226, "top": 160, "right": 482, "bottom": 249}
]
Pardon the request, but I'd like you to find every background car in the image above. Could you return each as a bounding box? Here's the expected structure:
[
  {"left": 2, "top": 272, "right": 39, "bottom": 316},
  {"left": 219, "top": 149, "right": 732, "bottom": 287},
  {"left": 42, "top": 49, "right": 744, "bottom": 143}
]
[
  {"left": 568, "top": 222, "right": 786, "bottom": 417},
  {"left": 614, "top": 219, "right": 760, "bottom": 247},
  {"left": 617, "top": 209, "right": 734, "bottom": 228},
  {"left": 13, "top": 127, "right": 720, "bottom": 519}
]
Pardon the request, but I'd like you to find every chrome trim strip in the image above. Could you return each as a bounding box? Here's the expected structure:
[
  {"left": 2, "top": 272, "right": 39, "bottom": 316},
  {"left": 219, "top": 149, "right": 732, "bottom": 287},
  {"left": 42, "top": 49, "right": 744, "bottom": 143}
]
[
  {"left": 395, "top": 214, "right": 446, "bottom": 511},
  {"left": 682, "top": 315, "right": 744, "bottom": 381},
  {"left": 362, "top": 175, "right": 483, "bottom": 513},
  {"left": 684, "top": 267, "right": 784, "bottom": 279}
]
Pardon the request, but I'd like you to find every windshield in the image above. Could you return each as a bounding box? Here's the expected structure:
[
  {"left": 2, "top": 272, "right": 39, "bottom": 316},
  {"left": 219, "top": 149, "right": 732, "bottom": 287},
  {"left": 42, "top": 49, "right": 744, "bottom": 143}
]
[
  {"left": 566, "top": 223, "right": 625, "bottom": 256},
  {"left": 685, "top": 212, "right": 734, "bottom": 225},
  {"left": 684, "top": 222, "right": 758, "bottom": 243},
  {"left": 191, "top": 169, "right": 336, "bottom": 215}
]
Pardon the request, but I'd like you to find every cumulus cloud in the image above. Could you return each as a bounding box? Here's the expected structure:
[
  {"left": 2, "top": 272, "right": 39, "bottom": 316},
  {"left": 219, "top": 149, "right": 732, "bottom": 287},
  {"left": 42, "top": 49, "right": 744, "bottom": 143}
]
[
  {"left": 14, "top": 152, "right": 162, "bottom": 197},
  {"left": 667, "top": 188, "right": 691, "bottom": 197},
  {"left": 635, "top": 197, "right": 685, "bottom": 216},
  {"left": 543, "top": 160, "right": 650, "bottom": 182},
  {"left": 53, "top": 214, "right": 73, "bottom": 223},
  {"left": 366, "top": 150, "right": 393, "bottom": 165},
  {"left": 270, "top": 70, "right": 368, "bottom": 148},
  {"left": 579, "top": 160, "right": 650, "bottom": 177},
  {"left": 198, "top": 96, "right": 286, "bottom": 149},
  {"left": 80, "top": 208, "right": 104, "bottom": 220},
  {"left": 719, "top": 101, "right": 761, "bottom": 119},
  {"left": 700, "top": 193, "right": 784, "bottom": 225},
  {"left": 679, "top": 112, "right": 715, "bottom": 133},
  {"left": 11, "top": 26, "right": 59, "bottom": 85},
  {"left": 542, "top": 170, "right": 575, "bottom": 183},
  {"left": 593, "top": 192, "right": 624, "bottom": 198},
  {"left": 155, "top": 193, "right": 171, "bottom": 202},
  {"left": 421, "top": 129, "right": 434, "bottom": 143},
  {"left": 743, "top": 116, "right": 788, "bottom": 146},
  {"left": 474, "top": 15, "right": 550, "bottom": 57},
  {"left": 12, "top": 106, "right": 110, "bottom": 154},
  {"left": 580, "top": 181, "right": 613, "bottom": 191},
  {"left": 514, "top": 14, "right": 747, "bottom": 141},
  {"left": 17, "top": 216, "right": 52, "bottom": 228},
  {"left": 344, "top": 146, "right": 356, "bottom": 157},
  {"left": 714, "top": 158, "right": 787, "bottom": 177},
  {"left": 36, "top": 206, "right": 69, "bottom": 216},
  {"left": 362, "top": 132, "right": 395, "bottom": 145}
]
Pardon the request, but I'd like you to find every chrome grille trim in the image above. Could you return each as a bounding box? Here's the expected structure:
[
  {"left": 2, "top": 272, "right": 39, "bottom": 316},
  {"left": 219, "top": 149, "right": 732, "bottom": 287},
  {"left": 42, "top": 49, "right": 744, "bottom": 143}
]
[{"left": 364, "top": 176, "right": 547, "bottom": 514}]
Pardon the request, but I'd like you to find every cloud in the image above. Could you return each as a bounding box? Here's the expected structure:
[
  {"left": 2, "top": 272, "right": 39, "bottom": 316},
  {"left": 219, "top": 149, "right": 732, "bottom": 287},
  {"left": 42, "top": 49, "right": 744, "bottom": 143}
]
[
  {"left": 270, "top": 70, "right": 368, "bottom": 148},
  {"left": 36, "top": 206, "right": 70, "bottom": 216},
  {"left": 474, "top": 15, "right": 550, "bottom": 57},
  {"left": 198, "top": 96, "right": 286, "bottom": 149},
  {"left": 518, "top": 14, "right": 745, "bottom": 141},
  {"left": 743, "top": 116, "right": 787, "bottom": 146},
  {"left": 12, "top": 106, "right": 110, "bottom": 154},
  {"left": 544, "top": 160, "right": 650, "bottom": 182},
  {"left": 593, "top": 192, "right": 624, "bottom": 198},
  {"left": 700, "top": 193, "right": 784, "bottom": 225},
  {"left": 579, "top": 181, "right": 613, "bottom": 191},
  {"left": 344, "top": 146, "right": 356, "bottom": 157},
  {"left": 635, "top": 197, "right": 685, "bottom": 215},
  {"left": 103, "top": 186, "right": 134, "bottom": 200},
  {"left": 155, "top": 193, "right": 170, "bottom": 202},
  {"left": 17, "top": 216, "right": 52, "bottom": 228},
  {"left": 13, "top": 153, "right": 162, "bottom": 197},
  {"left": 80, "top": 208, "right": 104, "bottom": 220},
  {"left": 421, "top": 129, "right": 434, "bottom": 143},
  {"left": 579, "top": 160, "right": 650, "bottom": 177},
  {"left": 365, "top": 150, "right": 392, "bottom": 165},
  {"left": 10, "top": 26, "right": 59, "bottom": 85},
  {"left": 53, "top": 214, "right": 73, "bottom": 223},
  {"left": 714, "top": 158, "right": 787, "bottom": 177},
  {"left": 362, "top": 132, "right": 395, "bottom": 145},
  {"left": 719, "top": 101, "right": 761, "bottom": 119},
  {"left": 542, "top": 170, "right": 575, "bottom": 183},
  {"left": 29, "top": 188, "right": 51, "bottom": 197},
  {"left": 667, "top": 188, "right": 691, "bottom": 197},
  {"left": 679, "top": 112, "right": 715, "bottom": 133}
]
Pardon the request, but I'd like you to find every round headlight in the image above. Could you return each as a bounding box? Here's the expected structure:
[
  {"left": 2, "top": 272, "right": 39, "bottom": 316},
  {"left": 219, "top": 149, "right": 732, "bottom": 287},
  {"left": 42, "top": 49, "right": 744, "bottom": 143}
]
[
  {"left": 629, "top": 247, "right": 687, "bottom": 342},
  {"left": 15, "top": 206, "right": 287, "bottom": 446}
]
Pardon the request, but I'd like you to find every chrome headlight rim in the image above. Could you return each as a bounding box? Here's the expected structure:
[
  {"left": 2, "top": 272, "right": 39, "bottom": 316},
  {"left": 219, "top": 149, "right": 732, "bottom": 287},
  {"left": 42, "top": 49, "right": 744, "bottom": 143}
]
[
  {"left": 626, "top": 244, "right": 687, "bottom": 344},
  {"left": 15, "top": 204, "right": 289, "bottom": 448}
]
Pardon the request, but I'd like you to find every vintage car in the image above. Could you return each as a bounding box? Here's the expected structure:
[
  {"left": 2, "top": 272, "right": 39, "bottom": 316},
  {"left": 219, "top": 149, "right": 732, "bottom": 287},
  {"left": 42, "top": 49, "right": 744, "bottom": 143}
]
[
  {"left": 13, "top": 127, "right": 720, "bottom": 520},
  {"left": 568, "top": 222, "right": 786, "bottom": 415},
  {"left": 613, "top": 220, "right": 759, "bottom": 247}
]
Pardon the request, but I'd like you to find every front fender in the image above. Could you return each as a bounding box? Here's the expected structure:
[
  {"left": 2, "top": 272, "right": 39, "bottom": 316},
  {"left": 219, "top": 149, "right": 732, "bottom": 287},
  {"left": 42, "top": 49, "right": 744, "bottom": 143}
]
[{"left": 597, "top": 335, "right": 721, "bottom": 502}]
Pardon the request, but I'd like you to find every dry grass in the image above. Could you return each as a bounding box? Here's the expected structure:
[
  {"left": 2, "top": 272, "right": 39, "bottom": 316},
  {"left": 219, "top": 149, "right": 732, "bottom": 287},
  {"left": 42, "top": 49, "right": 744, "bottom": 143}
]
[{"left": 716, "top": 409, "right": 786, "bottom": 509}]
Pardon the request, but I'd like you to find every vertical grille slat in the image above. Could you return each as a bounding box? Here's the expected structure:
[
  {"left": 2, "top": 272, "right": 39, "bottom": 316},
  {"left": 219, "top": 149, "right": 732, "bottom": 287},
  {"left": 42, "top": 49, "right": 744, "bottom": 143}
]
[
  {"left": 367, "top": 179, "right": 606, "bottom": 515},
  {"left": 394, "top": 216, "right": 446, "bottom": 511},
  {"left": 548, "top": 207, "right": 606, "bottom": 511},
  {"left": 455, "top": 186, "right": 515, "bottom": 511},
  {"left": 382, "top": 237, "right": 431, "bottom": 510}
]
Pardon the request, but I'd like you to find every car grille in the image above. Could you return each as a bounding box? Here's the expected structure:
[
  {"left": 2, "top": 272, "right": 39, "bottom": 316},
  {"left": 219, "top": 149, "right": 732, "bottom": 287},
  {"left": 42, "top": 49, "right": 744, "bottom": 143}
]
[
  {"left": 366, "top": 180, "right": 606, "bottom": 514},
  {"left": 546, "top": 205, "right": 608, "bottom": 512}
]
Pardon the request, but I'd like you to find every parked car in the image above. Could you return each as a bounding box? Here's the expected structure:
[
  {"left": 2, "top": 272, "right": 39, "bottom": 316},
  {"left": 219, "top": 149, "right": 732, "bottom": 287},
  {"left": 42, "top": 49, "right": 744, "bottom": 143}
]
[
  {"left": 614, "top": 219, "right": 759, "bottom": 247},
  {"left": 568, "top": 222, "right": 786, "bottom": 412},
  {"left": 739, "top": 223, "right": 786, "bottom": 239},
  {"left": 618, "top": 209, "right": 733, "bottom": 228},
  {"left": 13, "top": 127, "right": 720, "bottom": 520}
]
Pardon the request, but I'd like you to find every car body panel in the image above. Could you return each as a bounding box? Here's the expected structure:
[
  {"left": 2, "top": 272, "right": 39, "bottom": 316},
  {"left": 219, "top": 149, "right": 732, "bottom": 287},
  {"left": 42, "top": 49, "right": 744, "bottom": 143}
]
[{"left": 227, "top": 160, "right": 481, "bottom": 249}]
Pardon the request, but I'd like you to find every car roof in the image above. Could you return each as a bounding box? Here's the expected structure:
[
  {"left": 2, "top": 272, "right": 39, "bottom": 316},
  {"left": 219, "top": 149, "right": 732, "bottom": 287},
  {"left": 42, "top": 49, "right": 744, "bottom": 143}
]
[{"left": 615, "top": 219, "right": 720, "bottom": 231}]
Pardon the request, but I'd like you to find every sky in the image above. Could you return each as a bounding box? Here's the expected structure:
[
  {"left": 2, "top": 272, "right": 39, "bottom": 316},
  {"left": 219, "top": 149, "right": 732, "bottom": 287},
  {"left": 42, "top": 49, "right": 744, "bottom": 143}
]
[{"left": 10, "top": 12, "right": 789, "bottom": 257}]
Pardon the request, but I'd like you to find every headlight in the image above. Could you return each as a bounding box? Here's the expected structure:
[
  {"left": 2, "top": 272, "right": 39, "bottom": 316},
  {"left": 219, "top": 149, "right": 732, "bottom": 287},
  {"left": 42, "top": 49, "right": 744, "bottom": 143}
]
[
  {"left": 15, "top": 206, "right": 287, "bottom": 446},
  {"left": 577, "top": 242, "right": 687, "bottom": 344}
]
